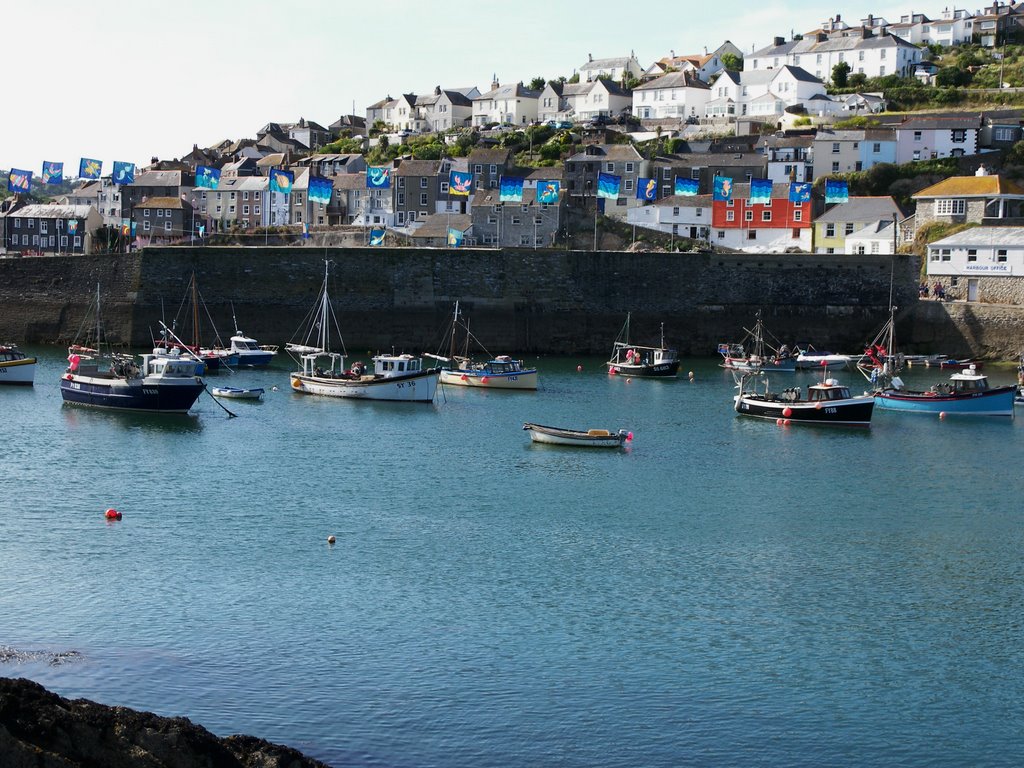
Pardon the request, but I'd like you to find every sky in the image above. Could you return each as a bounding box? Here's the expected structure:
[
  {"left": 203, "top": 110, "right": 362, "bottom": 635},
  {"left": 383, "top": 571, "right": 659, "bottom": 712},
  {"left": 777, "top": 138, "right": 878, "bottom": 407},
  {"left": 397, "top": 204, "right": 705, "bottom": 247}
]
[{"left": 1, "top": 0, "right": 919, "bottom": 174}]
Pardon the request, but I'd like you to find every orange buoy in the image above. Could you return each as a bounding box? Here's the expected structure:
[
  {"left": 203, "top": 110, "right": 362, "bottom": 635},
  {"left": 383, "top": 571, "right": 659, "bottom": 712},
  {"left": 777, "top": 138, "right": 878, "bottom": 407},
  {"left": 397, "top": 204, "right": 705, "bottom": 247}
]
[
  {"left": 481, "top": 376, "right": 490, "bottom": 384},
  {"left": 782, "top": 407, "right": 793, "bottom": 418},
  {"left": 776, "top": 418, "right": 784, "bottom": 426},
  {"left": 783, "top": 418, "right": 791, "bottom": 426},
  {"left": 104, "top": 508, "right": 122, "bottom": 521},
  {"left": 460, "top": 374, "right": 468, "bottom": 381}
]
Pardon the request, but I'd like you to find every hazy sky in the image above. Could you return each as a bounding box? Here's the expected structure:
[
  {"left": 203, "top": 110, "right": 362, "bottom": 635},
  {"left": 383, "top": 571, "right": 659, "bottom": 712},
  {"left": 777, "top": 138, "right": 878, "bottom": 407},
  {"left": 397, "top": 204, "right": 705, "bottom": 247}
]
[{"left": 1, "top": 0, "right": 918, "bottom": 174}]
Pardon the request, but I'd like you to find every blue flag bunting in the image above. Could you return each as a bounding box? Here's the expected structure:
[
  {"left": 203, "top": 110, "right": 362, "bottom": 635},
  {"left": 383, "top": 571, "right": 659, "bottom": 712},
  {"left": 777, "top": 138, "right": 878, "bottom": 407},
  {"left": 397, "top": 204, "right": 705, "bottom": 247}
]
[
  {"left": 67, "top": 219, "right": 79, "bottom": 234},
  {"left": 537, "top": 180, "right": 560, "bottom": 205},
  {"left": 366, "top": 166, "right": 391, "bottom": 189},
  {"left": 449, "top": 170, "right": 472, "bottom": 196},
  {"left": 42, "top": 162, "right": 63, "bottom": 185},
  {"left": 789, "top": 182, "right": 812, "bottom": 203},
  {"left": 7, "top": 169, "right": 31, "bottom": 194},
  {"left": 447, "top": 227, "right": 464, "bottom": 246},
  {"left": 597, "top": 172, "right": 620, "bottom": 199},
  {"left": 674, "top": 177, "right": 699, "bottom": 196},
  {"left": 825, "top": 179, "right": 849, "bottom": 204},
  {"left": 369, "top": 228, "right": 385, "bottom": 246},
  {"left": 309, "top": 177, "right": 333, "bottom": 205},
  {"left": 499, "top": 176, "right": 524, "bottom": 203},
  {"left": 113, "top": 161, "right": 135, "bottom": 185},
  {"left": 749, "top": 178, "right": 773, "bottom": 204},
  {"left": 269, "top": 169, "right": 294, "bottom": 195},
  {"left": 79, "top": 158, "right": 102, "bottom": 179},
  {"left": 712, "top": 176, "right": 733, "bottom": 202},
  {"left": 196, "top": 165, "right": 221, "bottom": 190},
  {"left": 636, "top": 177, "right": 657, "bottom": 201}
]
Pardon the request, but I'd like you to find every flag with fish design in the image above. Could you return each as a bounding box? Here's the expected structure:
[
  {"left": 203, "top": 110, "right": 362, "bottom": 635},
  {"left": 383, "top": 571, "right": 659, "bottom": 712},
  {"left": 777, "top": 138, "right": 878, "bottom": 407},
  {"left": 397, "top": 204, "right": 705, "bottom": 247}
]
[
  {"left": 499, "top": 176, "right": 524, "bottom": 203},
  {"left": 449, "top": 170, "right": 472, "bottom": 196},
  {"left": 369, "top": 228, "right": 385, "bottom": 246},
  {"left": 269, "top": 169, "right": 294, "bottom": 195},
  {"left": 7, "top": 169, "right": 31, "bottom": 194},
  {"left": 67, "top": 219, "right": 79, "bottom": 234},
  {"left": 537, "top": 180, "right": 560, "bottom": 205},
  {"left": 636, "top": 177, "right": 657, "bottom": 201},
  {"left": 447, "top": 227, "right": 464, "bottom": 246},
  {"left": 309, "top": 177, "right": 333, "bottom": 205},
  {"left": 597, "top": 172, "right": 620, "bottom": 199},
  {"left": 712, "top": 176, "right": 733, "bottom": 202},
  {"left": 42, "top": 161, "right": 63, "bottom": 185},
  {"left": 113, "top": 161, "right": 135, "bottom": 185},
  {"left": 789, "top": 182, "right": 812, "bottom": 203},
  {"left": 195, "top": 165, "right": 221, "bottom": 190},
  {"left": 366, "top": 166, "right": 391, "bottom": 189},
  {"left": 674, "top": 177, "right": 699, "bottom": 196},
  {"left": 749, "top": 178, "right": 773, "bottom": 204},
  {"left": 825, "top": 179, "right": 849, "bottom": 204},
  {"left": 79, "top": 158, "right": 102, "bottom": 179}
]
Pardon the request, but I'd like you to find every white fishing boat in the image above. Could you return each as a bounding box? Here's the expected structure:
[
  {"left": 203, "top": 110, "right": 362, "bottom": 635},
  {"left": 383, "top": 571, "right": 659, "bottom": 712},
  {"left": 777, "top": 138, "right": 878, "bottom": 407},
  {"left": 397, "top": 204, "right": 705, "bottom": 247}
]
[
  {"left": 718, "top": 311, "right": 797, "bottom": 373},
  {"left": 228, "top": 307, "right": 278, "bottom": 367},
  {"left": 287, "top": 262, "right": 439, "bottom": 403},
  {"left": 522, "top": 422, "right": 632, "bottom": 448},
  {"left": 429, "top": 302, "right": 538, "bottom": 390},
  {"left": 794, "top": 344, "right": 853, "bottom": 370},
  {"left": 211, "top": 386, "right": 265, "bottom": 400},
  {"left": 0, "top": 344, "right": 36, "bottom": 385}
]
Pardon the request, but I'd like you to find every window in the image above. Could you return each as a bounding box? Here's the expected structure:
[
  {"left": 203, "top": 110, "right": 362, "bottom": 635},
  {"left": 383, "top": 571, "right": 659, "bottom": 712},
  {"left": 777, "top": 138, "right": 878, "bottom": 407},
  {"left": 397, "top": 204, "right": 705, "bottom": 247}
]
[
  {"left": 165, "top": 221, "right": 172, "bottom": 232},
  {"left": 762, "top": 210, "right": 772, "bottom": 222},
  {"left": 793, "top": 209, "right": 802, "bottom": 221},
  {"left": 606, "top": 162, "right": 614, "bottom": 172},
  {"left": 936, "top": 199, "right": 965, "bottom": 215},
  {"left": 440, "top": 182, "right": 449, "bottom": 193},
  {"left": 420, "top": 192, "right": 428, "bottom": 206},
  {"left": 825, "top": 223, "right": 835, "bottom": 237},
  {"left": 672, "top": 207, "right": 680, "bottom": 216},
  {"left": 625, "top": 162, "right": 634, "bottom": 173},
  {"left": 747, "top": 230, "right": 757, "bottom": 240},
  {"left": 941, "top": 248, "right": 951, "bottom": 261},
  {"left": 511, "top": 216, "right": 521, "bottom": 224},
  {"left": 998, "top": 250, "right": 1008, "bottom": 262},
  {"left": 144, "top": 209, "right": 151, "bottom": 217},
  {"left": 967, "top": 251, "right": 977, "bottom": 262},
  {"left": 914, "top": 131, "right": 922, "bottom": 141},
  {"left": 726, "top": 211, "right": 735, "bottom": 221},
  {"left": 951, "top": 129, "right": 966, "bottom": 143},
  {"left": 624, "top": 179, "right": 634, "bottom": 191},
  {"left": 60, "top": 236, "right": 68, "bottom": 246},
  {"left": 873, "top": 143, "right": 881, "bottom": 153},
  {"left": 73, "top": 236, "right": 81, "bottom": 248},
  {"left": 832, "top": 143, "right": 840, "bottom": 154},
  {"left": 832, "top": 162, "right": 840, "bottom": 173},
  {"left": 718, "top": 230, "right": 725, "bottom": 238},
  {"left": 243, "top": 192, "right": 249, "bottom": 201},
  {"left": 845, "top": 223, "right": 855, "bottom": 235},
  {"left": 691, "top": 168, "right": 701, "bottom": 180},
  {"left": 255, "top": 206, "right": 261, "bottom": 215},
  {"left": 398, "top": 177, "right": 405, "bottom": 189},
  {"left": 420, "top": 178, "right": 428, "bottom": 188},
  {"left": 744, "top": 210, "right": 753, "bottom": 221},
  {"left": 144, "top": 221, "right": 151, "bottom": 231},
  {"left": 871, "top": 242, "right": 880, "bottom": 254},
  {"left": 243, "top": 205, "right": 249, "bottom": 215},
  {"left": 994, "top": 127, "right": 1015, "bottom": 142}
]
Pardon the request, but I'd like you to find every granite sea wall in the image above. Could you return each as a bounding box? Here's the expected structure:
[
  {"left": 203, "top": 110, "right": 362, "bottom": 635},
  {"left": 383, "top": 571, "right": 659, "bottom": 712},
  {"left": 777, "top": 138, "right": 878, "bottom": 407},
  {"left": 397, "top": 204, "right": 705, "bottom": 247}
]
[{"left": 0, "top": 246, "right": 1020, "bottom": 358}]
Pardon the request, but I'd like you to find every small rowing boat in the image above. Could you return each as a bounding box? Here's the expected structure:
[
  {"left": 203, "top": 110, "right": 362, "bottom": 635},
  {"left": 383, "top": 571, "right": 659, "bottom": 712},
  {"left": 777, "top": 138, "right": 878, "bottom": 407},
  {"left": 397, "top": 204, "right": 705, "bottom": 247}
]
[
  {"left": 522, "top": 422, "right": 631, "bottom": 448},
  {"left": 211, "top": 386, "right": 265, "bottom": 400}
]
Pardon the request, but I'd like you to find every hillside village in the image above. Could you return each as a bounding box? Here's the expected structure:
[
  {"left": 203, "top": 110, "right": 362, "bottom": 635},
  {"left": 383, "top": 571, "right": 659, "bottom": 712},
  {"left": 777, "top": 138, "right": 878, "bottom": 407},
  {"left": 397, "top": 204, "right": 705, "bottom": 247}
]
[{"left": 6, "top": 2, "right": 1024, "bottom": 299}]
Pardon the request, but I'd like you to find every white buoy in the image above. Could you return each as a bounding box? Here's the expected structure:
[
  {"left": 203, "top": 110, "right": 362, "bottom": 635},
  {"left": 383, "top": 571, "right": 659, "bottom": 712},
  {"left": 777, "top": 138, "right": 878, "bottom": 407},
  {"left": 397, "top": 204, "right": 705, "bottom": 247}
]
[{"left": 327, "top": 535, "right": 336, "bottom": 544}]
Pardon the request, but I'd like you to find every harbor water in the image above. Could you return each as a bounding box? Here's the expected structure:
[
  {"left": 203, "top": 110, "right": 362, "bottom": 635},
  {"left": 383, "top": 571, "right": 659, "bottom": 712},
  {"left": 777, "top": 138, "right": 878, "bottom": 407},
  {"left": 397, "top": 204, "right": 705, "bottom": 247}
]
[{"left": 2, "top": 348, "right": 1024, "bottom": 767}]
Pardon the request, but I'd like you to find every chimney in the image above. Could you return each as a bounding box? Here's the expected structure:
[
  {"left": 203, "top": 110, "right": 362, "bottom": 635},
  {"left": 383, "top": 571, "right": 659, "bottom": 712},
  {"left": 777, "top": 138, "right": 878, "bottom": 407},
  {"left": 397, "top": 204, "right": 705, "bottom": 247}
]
[
  {"left": 836, "top": 13, "right": 841, "bottom": 21},
  {"left": 670, "top": 49, "right": 675, "bottom": 58},
  {"left": 491, "top": 73, "right": 499, "bottom": 90},
  {"left": 774, "top": 36, "right": 785, "bottom": 46},
  {"left": 589, "top": 53, "right": 593, "bottom": 62},
  {"left": 704, "top": 46, "right": 708, "bottom": 55},
  {"left": 434, "top": 85, "right": 441, "bottom": 95}
]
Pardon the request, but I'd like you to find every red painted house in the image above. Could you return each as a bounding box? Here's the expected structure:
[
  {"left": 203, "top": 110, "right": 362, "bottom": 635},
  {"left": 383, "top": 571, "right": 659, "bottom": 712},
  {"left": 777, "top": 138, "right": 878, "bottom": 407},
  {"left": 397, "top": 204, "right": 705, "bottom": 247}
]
[{"left": 711, "top": 182, "right": 812, "bottom": 251}]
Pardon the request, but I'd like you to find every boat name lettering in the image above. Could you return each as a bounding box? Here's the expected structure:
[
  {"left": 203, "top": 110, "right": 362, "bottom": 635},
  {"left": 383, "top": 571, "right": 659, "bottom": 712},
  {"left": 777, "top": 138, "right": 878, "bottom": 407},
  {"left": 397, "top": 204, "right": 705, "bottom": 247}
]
[
  {"left": 68, "top": 381, "right": 81, "bottom": 389},
  {"left": 396, "top": 381, "right": 416, "bottom": 389},
  {"left": 825, "top": 407, "right": 837, "bottom": 414},
  {"left": 143, "top": 388, "right": 158, "bottom": 395}
]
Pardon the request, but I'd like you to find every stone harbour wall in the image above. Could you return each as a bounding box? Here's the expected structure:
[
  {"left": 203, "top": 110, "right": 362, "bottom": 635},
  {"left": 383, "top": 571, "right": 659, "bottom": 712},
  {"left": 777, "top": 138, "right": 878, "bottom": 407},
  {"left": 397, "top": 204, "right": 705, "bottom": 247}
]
[{"left": 0, "top": 245, "right": 1021, "bottom": 358}]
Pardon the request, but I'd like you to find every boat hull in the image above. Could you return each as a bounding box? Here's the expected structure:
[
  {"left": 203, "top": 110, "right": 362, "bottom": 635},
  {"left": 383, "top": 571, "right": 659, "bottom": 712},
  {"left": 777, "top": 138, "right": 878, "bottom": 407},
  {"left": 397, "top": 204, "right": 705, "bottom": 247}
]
[
  {"left": 233, "top": 350, "right": 275, "bottom": 367},
  {"left": 795, "top": 355, "right": 851, "bottom": 370},
  {"left": 607, "top": 360, "right": 680, "bottom": 378},
  {"left": 290, "top": 368, "right": 439, "bottom": 402},
  {"left": 440, "top": 368, "right": 537, "bottom": 389},
  {"left": 734, "top": 394, "right": 874, "bottom": 426},
  {"left": 60, "top": 373, "right": 205, "bottom": 413},
  {"left": 722, "top": 357, "right": 797, "bottom": 373},
  {"left": 523, "top": 423, "right": 628, "bottom": 447},
  {"left": 211, "top": 387, "right": 264, "bottom": 400},
  {"left": 0, "top": 357, "right": 36, "bottom": 385},
  {"left": 874, "top": 386, "right": 1015, "bottom": 416}
]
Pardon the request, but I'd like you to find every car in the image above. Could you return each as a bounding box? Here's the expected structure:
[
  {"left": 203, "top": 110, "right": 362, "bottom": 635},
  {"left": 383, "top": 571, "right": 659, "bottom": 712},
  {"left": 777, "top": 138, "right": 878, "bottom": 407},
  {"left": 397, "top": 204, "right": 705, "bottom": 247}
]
[
  {"left": 587, "top": 115, "right": 610, "bottom": 127},
  {"left": 546, "top": 120, "right": 573, "bottom": 130}
]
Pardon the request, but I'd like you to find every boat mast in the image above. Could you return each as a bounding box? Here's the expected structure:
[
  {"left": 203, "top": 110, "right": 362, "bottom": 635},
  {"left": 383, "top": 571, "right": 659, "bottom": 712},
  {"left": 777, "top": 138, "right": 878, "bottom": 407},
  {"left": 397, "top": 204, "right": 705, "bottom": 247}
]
[
  {"left": 319, "top": 260, "right": 330, "bottom": 352},
  {"left": 449, "top": 300, "right": 460, "bottom": 362},
  {"left": 191, "top": 272, "right": 200, "bottom": 350}
]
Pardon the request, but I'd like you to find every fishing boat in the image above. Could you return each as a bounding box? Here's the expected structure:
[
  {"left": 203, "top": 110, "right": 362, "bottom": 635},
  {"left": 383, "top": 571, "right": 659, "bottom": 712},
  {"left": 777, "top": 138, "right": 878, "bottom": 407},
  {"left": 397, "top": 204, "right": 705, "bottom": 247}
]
[
  {"left": 522, "top": 422, "right": 632, "bottom": 447},
  {"left": 606, "top": 313, "right": 680, "bottom": 378},
  {"left": 718, "top": 311, "right": 796, "bottom": 372},
  {"left": 61, "top": 285, "right": 205, "bottom": 414},
  {"left": 858, "top": 306, "right": 1013, "bottom": 417},
  {"left": 428, "top": 302, "right": 538, "bottom": 390},
  {"left": 733, "top": 369, "right": 874, "bottom": 427},
  {"left": 228, "top": 307, "right": 278, "bottom": 367},
  {"left": 286, "top": 262, "right": 440, "bottom": 402},
  {"left": 152, "top": 273, "right": 238, "bottom": 372},
  {"left": 794, "top": 344, "right": 853, "bottom": 370},
  {"left": 211, "top": 386, "right": 265, "bottom": 400},
  {"left": 0, "top": 344, "right": 36, "bottom": 385}
]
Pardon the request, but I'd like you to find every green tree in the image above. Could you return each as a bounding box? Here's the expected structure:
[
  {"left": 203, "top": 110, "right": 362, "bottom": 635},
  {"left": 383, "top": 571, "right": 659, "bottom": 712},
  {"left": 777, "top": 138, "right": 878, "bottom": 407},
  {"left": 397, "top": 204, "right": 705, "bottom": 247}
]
[
  {"left": 936, "top": 67, "right": 973, "bottom": 87},
  {"left": 848, "top": 72, "right": 868, "bottom": 89},
  {"left": 832, "top": 61, "right": 851, "bottom": 87},
  {"left": 720, "top": 52, "right": 743, "bottom": 71},
  {"left": 529, "top": 76, "right": 546, "bottom": 91},
  {"left": 567, "top": 72, "right": 580, "bottom": 84}
]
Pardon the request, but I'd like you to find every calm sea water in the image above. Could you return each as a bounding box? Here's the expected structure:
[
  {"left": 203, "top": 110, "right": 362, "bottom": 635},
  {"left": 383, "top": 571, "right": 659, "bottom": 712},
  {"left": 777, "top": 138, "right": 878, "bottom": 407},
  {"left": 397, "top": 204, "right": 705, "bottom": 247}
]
[{"left": 2, "top": 348, "right": 1024, "bottom": 767}]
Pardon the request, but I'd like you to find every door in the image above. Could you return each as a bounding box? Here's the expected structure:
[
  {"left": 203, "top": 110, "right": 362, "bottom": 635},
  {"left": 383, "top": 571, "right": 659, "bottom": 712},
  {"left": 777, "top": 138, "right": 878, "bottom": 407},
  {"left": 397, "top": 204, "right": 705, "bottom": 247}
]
[{"left": 967, "top": 278, "right": 979, "bottom": 302}]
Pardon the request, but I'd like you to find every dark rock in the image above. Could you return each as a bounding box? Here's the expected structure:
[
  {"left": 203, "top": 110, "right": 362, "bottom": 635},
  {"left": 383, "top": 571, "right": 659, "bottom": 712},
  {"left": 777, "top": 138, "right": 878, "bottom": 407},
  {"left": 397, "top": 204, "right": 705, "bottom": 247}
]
[{"left": 0, "top": 676, "right": 333, "bottom": 768}]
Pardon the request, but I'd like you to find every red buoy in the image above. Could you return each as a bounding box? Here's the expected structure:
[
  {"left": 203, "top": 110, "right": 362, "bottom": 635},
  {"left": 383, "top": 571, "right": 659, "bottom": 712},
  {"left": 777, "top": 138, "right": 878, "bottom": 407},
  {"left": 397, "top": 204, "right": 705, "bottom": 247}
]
[
  {"left": 782, "top": 407, "right": 793, "bottom": 418},
  {"left": 460, "top": 374, "right": 468, "bottom": 381},
  {"left": 104, "top": 508, "right": 122, "bottom": 521},
  {"left": 481, "top": 376, "right": 490, "bottom": 384}
]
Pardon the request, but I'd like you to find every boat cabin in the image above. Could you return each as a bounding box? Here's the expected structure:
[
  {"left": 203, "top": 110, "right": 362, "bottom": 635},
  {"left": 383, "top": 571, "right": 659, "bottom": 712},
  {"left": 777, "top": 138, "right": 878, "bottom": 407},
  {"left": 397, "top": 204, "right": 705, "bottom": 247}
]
[
  {"left": 613, "top": 343, "right": 677, "bottom": 366},
  {"left": 808, "top": 379, "right": 852, "bottom": 401},
  {"left": 948, "top": 367, "right": 990, "bottom": 393},
  {"left": 141, "top": 354, "right": 200, "bottom": 379},
  {"left": 373, "top": 353, "right": 423, "bottom": 378},
  {"left": 0, "top": 345, "right": 26, "bottom": 363},
  {"left": 231, "top": 334, "right": 262, "bottom": 352},
  {"left": 484, "top": 355, "right": 524, "bottom": 374}
]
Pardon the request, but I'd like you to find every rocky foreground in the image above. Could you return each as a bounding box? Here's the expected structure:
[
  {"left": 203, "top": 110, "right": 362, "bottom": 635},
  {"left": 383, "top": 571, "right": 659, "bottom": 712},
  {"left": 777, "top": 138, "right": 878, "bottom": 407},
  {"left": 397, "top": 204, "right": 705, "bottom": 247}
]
[{"left": 0, "top": 676, "right": 333, "bottom": 768}]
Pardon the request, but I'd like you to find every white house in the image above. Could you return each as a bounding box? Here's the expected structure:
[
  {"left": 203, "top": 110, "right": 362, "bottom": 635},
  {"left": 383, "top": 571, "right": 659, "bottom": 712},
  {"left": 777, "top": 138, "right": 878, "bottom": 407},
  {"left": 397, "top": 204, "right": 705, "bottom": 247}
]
[
  {"left": 893, "top": 115, "right": 982, "bottom": 164},
  {"left": 748, "top": 28, "right": 922, "bottom": 83},
  {"left": 415, "top": 87, "right": 477, "bottom": 132},
  {"left": 540, "top": 79, "right": 632, "bottom": 122},
  {"left": 886, "top": 9, "right": 975, "bottom": 46},
  {"left": 926, "top": 227, "right": 1024, "bottom": 303},
  {"left": 631, "top": 71, "right": 711, "bottom": 120},
  {"left": 578, "top": 53, "right": 642, "bottom": 83},
  {"left": 627, "top": 194, "right": 713, "bottom": 239},
  {"left": 643, "top": 41, "right": 745, "bottom": 83},
  {"left": 845, "top": 219, "right": 898, "bottom": 254},
  {"left": 471, "top": 81, "right": 540, "bottom": 126},
  {"left": 706, "top": 66, "right": 826, "bottom": 118}
]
